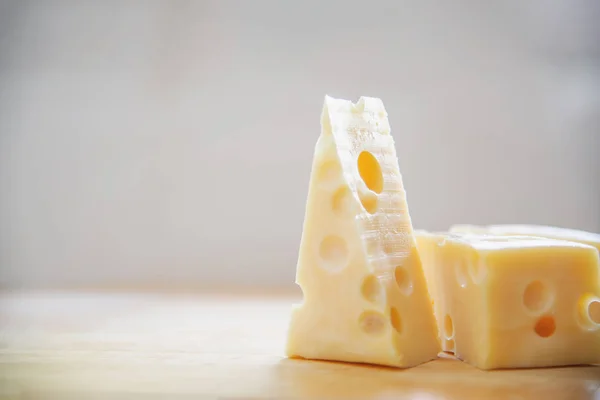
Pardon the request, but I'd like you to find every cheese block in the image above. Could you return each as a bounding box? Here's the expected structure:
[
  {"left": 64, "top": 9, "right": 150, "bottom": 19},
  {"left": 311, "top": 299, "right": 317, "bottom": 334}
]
[
  {"left": 285, "top": 96, "right": 440, "bottom": 368},
  {"left": 413, "top": 230, "right": 451, "bottom": 353},
  {"left": 412, "top": 229, "right": 442, "bottom": 311},
  {"left": 415, "top": 231, "right": 600, "bottom": 369},
  {"left": 450, "top": 224, "right": 600, "bottom": 253}
]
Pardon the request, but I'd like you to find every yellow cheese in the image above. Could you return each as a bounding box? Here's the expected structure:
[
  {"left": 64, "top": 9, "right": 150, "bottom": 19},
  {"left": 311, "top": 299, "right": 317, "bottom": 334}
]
[
  {"left": 413, "top": 230, "right": 451, "bottom": 353},
  {"left": 416, "top": 231, "right": 600, "bottom": 369},
  {"left": 286, "top": 96, "right": 440, "bottom": 368},
  {"left": 412, "top": 229, "right": 442, "bottom": 312},
  {"left": 450, "top": 224, "right": 600, "bottom": 253}
]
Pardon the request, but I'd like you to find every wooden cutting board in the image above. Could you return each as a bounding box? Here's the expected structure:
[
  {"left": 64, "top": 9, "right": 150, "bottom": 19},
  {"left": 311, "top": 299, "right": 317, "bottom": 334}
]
[{"left": 1, "top": 290, "right": 599, "bottom": 399}]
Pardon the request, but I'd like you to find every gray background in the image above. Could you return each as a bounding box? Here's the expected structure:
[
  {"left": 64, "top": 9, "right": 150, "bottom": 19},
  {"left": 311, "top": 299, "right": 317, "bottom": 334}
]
[{"left": 1, "top": 0, "right": 599, "bottom": 289}]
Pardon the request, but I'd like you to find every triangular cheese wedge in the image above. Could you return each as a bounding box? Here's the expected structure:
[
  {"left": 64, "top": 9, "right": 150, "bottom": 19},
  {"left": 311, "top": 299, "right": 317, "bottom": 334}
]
[{"left": 285, "top": 95, "right": 440, "bottom": 367}]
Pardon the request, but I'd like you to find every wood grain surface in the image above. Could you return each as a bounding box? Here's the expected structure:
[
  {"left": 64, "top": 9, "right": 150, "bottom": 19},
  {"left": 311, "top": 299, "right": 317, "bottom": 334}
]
[{"left": 1, "top": 290, "right": 599, "bottom": 399}]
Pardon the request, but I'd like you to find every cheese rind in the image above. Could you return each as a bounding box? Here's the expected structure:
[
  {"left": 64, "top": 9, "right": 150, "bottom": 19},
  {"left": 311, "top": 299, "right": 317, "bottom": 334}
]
[
  {"left": 449, "top": 224, "right": 600, "bottom": 253},
  {"left": 286, "top": 96, "right": 440, "bottom": 368},
  {"left": 416, "top": 231, "right": 600, "bottom": 369}
]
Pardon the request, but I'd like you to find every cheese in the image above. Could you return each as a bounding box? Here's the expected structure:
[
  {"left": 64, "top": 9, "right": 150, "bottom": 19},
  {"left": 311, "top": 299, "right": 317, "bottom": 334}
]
[
  {"left": 450, "top": 224, "right": 600, "bottom": 253},
  {"left": 285, "top": 96, "right": 440, "bottom": 368},
  {"left": 415, "top": 231, "right": 600, "bottom": 369},
  {"left": 412, "top": 229, "right": 442, "bottom": 313},
  {"left": 413, "top": 230, "right": 451, "bottom": 353}
]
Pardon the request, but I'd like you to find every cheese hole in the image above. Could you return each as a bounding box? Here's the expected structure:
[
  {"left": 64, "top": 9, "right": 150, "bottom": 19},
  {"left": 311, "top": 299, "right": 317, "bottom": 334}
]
[
  {"left": 443, "top": 315, "right": 454, "bottom": 339},
  {"left": 523, "top": 281, "right": 551, "bottom": 313},
  {"left": 394, "top": 266, "right": 413, "bottom": 296},
  {"left": 357, "top": 151, "right": 383, "bottom": 194},
  {"left": 317, "top": 160, "right": 341, "bottom": 185},
  {"left": 390, "top": 307, "right": 402, "bottom": 334},
  {"left": 576, "top": 294, "right": 600, "bottom": 330},
  {"left": 359, "top": 311, "right": 387, "bottom": 335},
  {"left": 577, "top": 293, "right": 600, "bottom": 331},
  {"left": 588, "top": 300, "right": 600, "bottom": 325},
  {"left": 361, "top": 275, "right": 384, "bottom": 303},
  {"left": 358, "top": 190, "right": 378, "bottom": 214},
  {"left": 579, "top": 295, "right": 600, "bottom": 330},
  {"left": 534, "top": 315, "right": 556, "bottom": 338},
  {"left": 319, "top": 236, "right": 349, "bottom": 272},
  {"left": 332, "top": 186, "right": 353, "bottom": 215}
]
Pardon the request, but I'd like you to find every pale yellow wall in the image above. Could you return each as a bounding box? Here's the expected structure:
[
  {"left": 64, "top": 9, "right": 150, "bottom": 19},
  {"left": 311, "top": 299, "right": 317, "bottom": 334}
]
[{"left": 0, "top": 0, "right": 598, "bottom": 287}]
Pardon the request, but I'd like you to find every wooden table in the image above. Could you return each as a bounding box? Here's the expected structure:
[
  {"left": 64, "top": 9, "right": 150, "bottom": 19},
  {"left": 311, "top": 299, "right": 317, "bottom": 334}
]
[{"left": 1, "top": 290, "right": 600, "bottom": 399}]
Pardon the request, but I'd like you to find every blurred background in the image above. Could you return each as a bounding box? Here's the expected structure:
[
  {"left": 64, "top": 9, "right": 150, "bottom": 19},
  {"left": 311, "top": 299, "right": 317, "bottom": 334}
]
[{"left": 0, "top": 0, "right": 599, "bottom": 290}]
